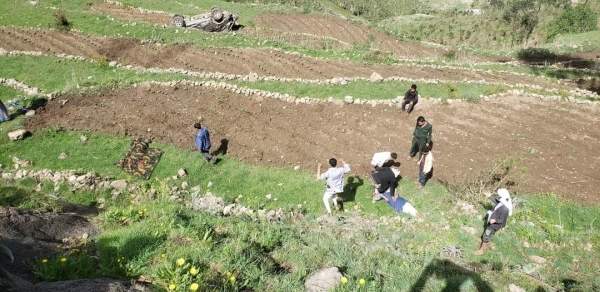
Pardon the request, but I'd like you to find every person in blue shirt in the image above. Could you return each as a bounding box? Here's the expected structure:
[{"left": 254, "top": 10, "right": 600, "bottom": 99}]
[{"left": 194, "top": 122, "right": 218, "bottom": 164}]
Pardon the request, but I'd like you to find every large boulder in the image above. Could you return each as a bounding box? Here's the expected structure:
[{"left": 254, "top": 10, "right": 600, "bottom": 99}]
[
  {"left": 369, "top": 72, "right": 384, "bottom": 83},
  {"left": 304, "top": 267, "right": 343, "bottom": 292},
  {"left": 7, "top": 129, "right": 30, "bottom": 141}
]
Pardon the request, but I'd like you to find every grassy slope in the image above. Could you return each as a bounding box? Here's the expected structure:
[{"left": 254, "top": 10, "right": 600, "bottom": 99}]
[{"left": 0, "top": 123, "right": 598, "bottom": 291}]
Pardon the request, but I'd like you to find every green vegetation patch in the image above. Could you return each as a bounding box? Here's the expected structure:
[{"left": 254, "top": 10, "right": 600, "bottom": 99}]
[{"left": 233, "top": 79, "right": 510, "bottom": 100}]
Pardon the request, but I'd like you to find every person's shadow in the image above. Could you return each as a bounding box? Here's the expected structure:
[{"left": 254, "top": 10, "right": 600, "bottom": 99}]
[
  {"left": 338, "top": 176, "right": 364, "bottom": 209},
  {"left": 214, "top": 139, "right": 229, "bottom": 156},
  {"left": 410, "top": 259, "right": 494, "bottom": 292}
]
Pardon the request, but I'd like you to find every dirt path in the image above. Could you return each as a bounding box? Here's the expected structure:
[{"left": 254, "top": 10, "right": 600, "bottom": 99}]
[
  {"left": 24, "top": 85, "right": 600, "bottom": 205},
  {"left": 0, "top": 27, "right": 572, "bottom": 91}
]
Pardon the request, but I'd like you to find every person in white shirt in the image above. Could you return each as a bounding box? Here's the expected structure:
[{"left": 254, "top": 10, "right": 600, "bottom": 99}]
[
  {"left": 370, "top": 152, "right": 398, "bottom": 168},
  {"left": 316, "top": 158, "right": 351, "bottom": 215},
  {"left": 417, "top": 146, "right": 434, "bottom": 190}
]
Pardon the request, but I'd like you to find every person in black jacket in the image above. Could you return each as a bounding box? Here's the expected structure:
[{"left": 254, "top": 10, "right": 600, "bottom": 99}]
[
  {"left": 401, "top": 84, "right": 419, "bottom": 115},
  {"left": 474, "top": 188, "right": 513, "bottom": 255},
  {"left": 370, "top": 167, "right": 400, "bottom": 203}
]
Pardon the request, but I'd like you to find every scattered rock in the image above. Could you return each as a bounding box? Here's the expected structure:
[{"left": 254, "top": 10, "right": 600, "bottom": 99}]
[
  {"left": 178, "top": 168, "right": 187, "bottom": 177},
  {"left": 509, "top": 284, "right": 526, "bottom": 292},
  {"left": 207, "top": 181, "right": 213, "bottom": 188},
  {"left": 80, "top": 135, "right": 88, "bottom": 142},
  {"left": 528, "top": 255, "right": 547, "bottom": 264},
  {"left": 110, "top": 179, "right": 128, "bottom": 190},
  {"left": 304, "top": 267, "right": 343, "bottom": 292},
  {"left": 8, "top": 129, "right": 30, "bottom": 141},
  {"left": 266, "top": 194, "right": 272, "bottom": 200},
  {"left": 0, "top": 48, "right": 7, "bottom": 56},
  {"left": 108, "top": 61, "right": 118, "bottom": 67},
  {"left": 369, "top": 72, "right": 384, "bottom": 83},
  {"left": 523, "top": 241, "right": 530, "bottom": 248},
  {"left": 58, "top": 152, "right": 68, "bottom": 160},
  {"left": 25, "top": 110, "right": 36, "bottom": 117},
  {"left": 11, "top": 157, "right": 31, "bottom": 168},
  {"left": 181, "top": 181, "right": 188, "bottom": 190},
  {"left": 293, "top": 165, "right": 301, "bottom": 171},
  {"left": 188, "top": 191, "right": 224, "bottom": 215},
  {"left": 248, "top": 72, "right": 259, "bottom": 82},
  {"left": 343, "top": 96, "right": 353, "bottom": 104}
]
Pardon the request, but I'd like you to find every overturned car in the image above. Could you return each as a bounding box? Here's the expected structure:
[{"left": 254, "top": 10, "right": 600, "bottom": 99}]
[{"left": 171, "top": 6, "right": 238, "bottom": 32}]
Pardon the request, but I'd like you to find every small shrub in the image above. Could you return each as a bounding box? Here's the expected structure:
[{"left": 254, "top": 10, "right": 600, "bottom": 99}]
[
  {"left": 444, "top": 84, "right": 460, "bottom": 99},
  {"left": 517, "top": 48, "right": 557, "bottom": 60},
  {"left": 443, "top": 48, "right": 458, "bottom": 60},
  {"left": 53, "top": 9, "right": 72, "bottom": 31},
  {"left": 92, "top": 54, "right": 110, "bottom": 67},
  {"left": 32, "top": 252, "right": 98, "bottom": 281},
  {"left": 441, "top": 156, "right": 527, "bottom": 204},
  {"left": 482, "top": 85, "right": 507, "bottom": 96}
]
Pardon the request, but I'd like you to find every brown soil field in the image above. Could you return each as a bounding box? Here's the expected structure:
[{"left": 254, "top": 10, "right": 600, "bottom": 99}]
[
  {"left": 24, "top": 84, "right": 600, "bottom": 205},
  {"left": 0, "top": 27, "right": 575, "bottom": 91}
]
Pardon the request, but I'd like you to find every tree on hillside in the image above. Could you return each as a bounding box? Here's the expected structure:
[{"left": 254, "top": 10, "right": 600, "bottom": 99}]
[
  {"left": 501, "top": 0, "right": 569, "bottom": 47},
  {"left": 547, "top": 3, "right": 598, "bottom": 41}
]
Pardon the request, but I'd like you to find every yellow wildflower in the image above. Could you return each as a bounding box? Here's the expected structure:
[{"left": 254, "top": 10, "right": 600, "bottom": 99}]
[
  {"left": 138, "top": 210, "right": 143, "bottom": 215},
  {"left": 230, "top": 276, "right": 236, "bottom": 283},
  {"left": 42, "top": 259, "right": 48, "bottom": 263},
  {"left": 176, "top": 258, "right": 185, "bottom": 266},
  {"left": 130, "top": 200, "right": 134, "bottom": 204},
  {"left": 60, "top": 257, "right": 67, "bottom": 262},
  {"left": 226, "top": 271, "right": 232, "bottom": 277},
  {"left": 340, "top": 277, "right": 348, "bottom": 284},
  {"left": 161, "top": 253, "right": 166, "bottom": 258},
  {"left": 168, "top": 284, "right": 176, "bottom": 290},
  {"left": 359, "top": 278, "right": 366, "bottom": 285},
  {"left": 189, "top": 266, "right": 198, "bottom": 275},
  {"left": 190, "top": 283, "right": 199, "bottom": 291}
]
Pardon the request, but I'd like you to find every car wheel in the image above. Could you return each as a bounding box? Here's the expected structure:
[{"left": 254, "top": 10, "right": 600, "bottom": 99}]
[
  {"left": 172, "top": 14, "right": 185, "bottom": 27},
  {"left": 211, "top": 7, "right": 223, "bottom": 22}
]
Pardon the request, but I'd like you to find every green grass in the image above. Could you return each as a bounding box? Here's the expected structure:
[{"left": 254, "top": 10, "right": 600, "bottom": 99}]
[
  {"left": 0, "top": 55, "right": 196, "bottom": 94},
  {"left": 550, "top": 30, "right": 600, "bottom": 53},
  {"left": 233, "top": 79, "right": 510, "bottom": 100},
  {"left": 0, "top": 85, "right": 23, "bottom": 102}
]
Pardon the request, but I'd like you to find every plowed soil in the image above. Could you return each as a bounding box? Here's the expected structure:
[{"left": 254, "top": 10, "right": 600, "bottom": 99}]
[
  {"left": 90, "top": 2, "right": 172, "bottom": 26},
  {"left": 0, "top": 27, "right": 572, "bottom": 91},
  {"left": 24, "top": 85, "right": 600, "bottom": 205},
  {"left": 88, "top": 2, "right": 447, "bottom": 59}
]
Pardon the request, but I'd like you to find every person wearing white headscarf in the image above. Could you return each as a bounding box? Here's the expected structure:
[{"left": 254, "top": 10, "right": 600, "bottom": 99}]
[{"left": 474, "top": 188, "right": 513, "bottom": 255}]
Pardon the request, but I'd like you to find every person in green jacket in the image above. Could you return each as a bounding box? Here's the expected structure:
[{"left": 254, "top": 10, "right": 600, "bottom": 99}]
[{"left": 409, "top": 116, "right": 432, "bottom": 161}]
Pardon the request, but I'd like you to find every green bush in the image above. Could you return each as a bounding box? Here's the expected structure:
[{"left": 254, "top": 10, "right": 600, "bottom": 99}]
[{"left": 548, "top": 4, "right": 598, "bottom": 41}]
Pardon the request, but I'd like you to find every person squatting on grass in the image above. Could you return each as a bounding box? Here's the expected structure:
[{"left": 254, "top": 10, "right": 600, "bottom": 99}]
[
  {"left": 400, "top": 84, "right": 419, "bottom": 115},
  {"left": 316, "top": 158, "right": 350, "bottom": 215},
  {"left": 370, "top": 167, "right": 400, "bottom": 203},
  {"left": 194, "top": 120, "right": 218, "bottom": 164},
  {"left": 409, "top": 116, "right": 433, "bottom": 161},
  {"left": 370, "top": 151, "right": 398, "bottom": 168},
  {"left": 417, "top": 146, "right": 434, "bottom": 190},
  {"left": 474, "top": 188, "right": 513, "bottom": 255}
]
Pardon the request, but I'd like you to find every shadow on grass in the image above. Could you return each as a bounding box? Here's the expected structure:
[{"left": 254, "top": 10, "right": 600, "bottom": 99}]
[
  {"left": 0, "top": 186, "right": 30, "bottom": 207},
  {"left": 410, "top": 259, "right": 493, "bottom": 292},
  {"left": 516, "top": 48, "right": 597, "bottom": 69},
  {"left": 340, "top": 176, "right": 364, "bottom": 203},
  {"left": 97, "top": 233, "right": 166, "bottom": 278}
]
